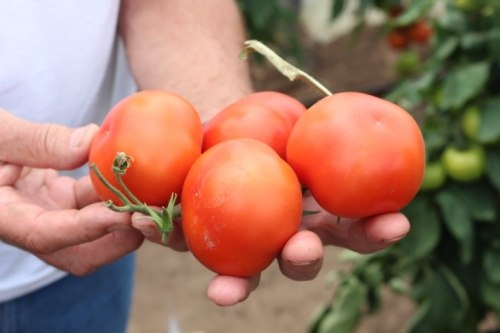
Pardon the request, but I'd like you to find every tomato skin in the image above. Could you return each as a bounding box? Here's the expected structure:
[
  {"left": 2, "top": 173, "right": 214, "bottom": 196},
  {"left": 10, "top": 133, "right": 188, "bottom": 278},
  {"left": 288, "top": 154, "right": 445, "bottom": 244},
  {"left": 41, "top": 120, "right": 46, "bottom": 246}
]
[
  {"left": 182, "top": 138, "right": 303, "bottom": 277},
  {"left": 89, "top": 90, "right": 203, "bottom": 206},
  {"left": 441, "top": 145, "right": 486, "bottom": 182},
  {"left": 461, "top": 106, "right": 481, "bottom": 141},
  {"left": 202, "top": 91, "right": 306, "bottom": 159},
  {"left": 286, "top": 92, "right": 425, "bottom": 218},
  {"left": 409, "top": 20, "right": 433, "bottom": 44},
  {"left": 387, "top": 30, "right": 409, "bottom": 50}
]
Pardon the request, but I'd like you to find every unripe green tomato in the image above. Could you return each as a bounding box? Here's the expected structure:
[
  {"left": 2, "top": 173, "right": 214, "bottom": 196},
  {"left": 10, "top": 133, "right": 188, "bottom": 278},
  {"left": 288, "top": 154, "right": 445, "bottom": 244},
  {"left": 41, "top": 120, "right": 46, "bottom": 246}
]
[
  {"left": 461, "top": 106, "right": 480, "bottom": 141},
  {"left": 420, "top": 161, "right": 446, "bottom": 191},
  {"left": 441, "top": 145, "right": 486, "bottom": 182}
]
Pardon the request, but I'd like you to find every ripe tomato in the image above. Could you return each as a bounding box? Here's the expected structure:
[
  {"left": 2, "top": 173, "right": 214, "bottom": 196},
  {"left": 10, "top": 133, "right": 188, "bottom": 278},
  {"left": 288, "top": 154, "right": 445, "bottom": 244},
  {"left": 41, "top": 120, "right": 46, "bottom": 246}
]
[
  {"left": 202, "top": 91, "right": 306, "bottom": 159},
  {"left": 409, "top": 20, "right": 433, "bottom": 44},
  {"left": 441, "top": 145, "right": 486, "bottom": 182},
  {"left": 89, "top": 90, "right": 203, "bottom": 206},
  {"left": 387, "top": 30, "right": 409, "bottom": 50},
  {"left": 286, "top": 92, "right": 425, "bottom": 218},
  {"left": 182, "top": 138, "right": 303, "bottom": 277}
]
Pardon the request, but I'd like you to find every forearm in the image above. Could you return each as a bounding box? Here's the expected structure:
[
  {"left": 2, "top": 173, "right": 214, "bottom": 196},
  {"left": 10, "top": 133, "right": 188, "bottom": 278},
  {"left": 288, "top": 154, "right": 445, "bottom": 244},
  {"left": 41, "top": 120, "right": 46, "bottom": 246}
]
[{"left": 119, "top": 0, "right": 254, "bottom": 122}]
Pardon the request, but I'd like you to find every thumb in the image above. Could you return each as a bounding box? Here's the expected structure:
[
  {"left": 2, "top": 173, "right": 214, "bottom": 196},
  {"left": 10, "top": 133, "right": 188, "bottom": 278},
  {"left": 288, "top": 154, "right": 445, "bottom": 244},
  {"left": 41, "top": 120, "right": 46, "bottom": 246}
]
[{"left": 0, "top": 109, "right": 98, "bottom": 169}]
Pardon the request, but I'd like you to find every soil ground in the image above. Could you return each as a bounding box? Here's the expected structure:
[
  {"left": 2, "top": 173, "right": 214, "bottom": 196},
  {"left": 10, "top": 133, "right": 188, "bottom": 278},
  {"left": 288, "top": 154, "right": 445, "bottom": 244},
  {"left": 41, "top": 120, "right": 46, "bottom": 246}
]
[{"left": 127, "top": 28, "right": 416, "bottom": 333}]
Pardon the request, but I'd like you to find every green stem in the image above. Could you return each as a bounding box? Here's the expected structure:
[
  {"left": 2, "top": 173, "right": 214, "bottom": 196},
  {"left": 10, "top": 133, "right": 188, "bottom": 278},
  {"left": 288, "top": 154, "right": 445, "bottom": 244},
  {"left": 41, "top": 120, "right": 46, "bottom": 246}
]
[
  {"left": 90, "top": 154, "right": 180, "bottom": 245},
  {"left": 112, "top": 152, "right": 143, "bottom": 206},
  {"left": 240, "top": 40, "right": 333, "bottom": 97}
]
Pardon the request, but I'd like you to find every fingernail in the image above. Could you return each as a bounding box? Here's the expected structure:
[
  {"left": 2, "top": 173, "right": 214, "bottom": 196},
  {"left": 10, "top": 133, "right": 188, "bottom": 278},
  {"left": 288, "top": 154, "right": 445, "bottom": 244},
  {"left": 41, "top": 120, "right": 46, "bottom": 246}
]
[{"left": 384, "top": 233, "right": 408, "bottom": 244}]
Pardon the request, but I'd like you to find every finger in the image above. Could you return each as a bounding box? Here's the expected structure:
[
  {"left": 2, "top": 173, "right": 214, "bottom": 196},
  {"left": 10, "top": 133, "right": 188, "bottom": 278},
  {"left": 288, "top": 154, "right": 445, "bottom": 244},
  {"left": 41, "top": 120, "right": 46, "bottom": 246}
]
[
  {"left": 319, "top": 213, "right": 410, "bottom": 253},
  {"left": 0, "top": 199, "right": 133, "bottom": 254},
  {"left": 74, "top": 175, "right": 102, "bottom": 208},
  {"left": 207, "top": 275, "right": 260, "bottom": 306},
  {"left": 0, "top": 163, "right": 22, "bottom": 186},
  {"left": 346, "top": 212, "right": 410, "bottom": 253},
  {"left": 278, "top": 230, "right": 324, "bottom": 281},
  {"left": 0, "top": 109, "right": 98, "bottom": 169},
  {"left": 38, "top": 228, "right": 144, "bottom": 276},
  {"left": 131, "top": 213, "right": 188, "bottom": 251}
]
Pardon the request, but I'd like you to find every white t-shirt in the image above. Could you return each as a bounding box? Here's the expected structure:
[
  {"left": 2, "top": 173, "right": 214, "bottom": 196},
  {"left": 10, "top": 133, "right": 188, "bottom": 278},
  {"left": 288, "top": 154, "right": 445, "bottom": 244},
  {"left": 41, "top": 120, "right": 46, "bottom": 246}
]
[{"left": 0, "top": 1, "right": 137, "bottom": 302}]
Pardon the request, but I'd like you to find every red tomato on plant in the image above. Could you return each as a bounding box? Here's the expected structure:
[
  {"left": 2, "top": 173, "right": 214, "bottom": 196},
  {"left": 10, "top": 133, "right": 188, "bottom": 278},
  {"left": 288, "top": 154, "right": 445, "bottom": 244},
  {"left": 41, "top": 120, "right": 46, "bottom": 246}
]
[
  {"left": 182, "top": 138, "right": 303, "bottom": 277},
  {"left": 202, "top": 91, "right": 306, "bottom": 159},
  {"left": 89, "top": 90, "right": 203, "bottom": 206},
  {"left": 409, "top": 20, "right": 433, "bottom": 44},
  {"left": 286, "top": 92, "right": 425, "bottom": 219},
  {"left": 387, "top": 30, "right": 409, "bottom": 50}
]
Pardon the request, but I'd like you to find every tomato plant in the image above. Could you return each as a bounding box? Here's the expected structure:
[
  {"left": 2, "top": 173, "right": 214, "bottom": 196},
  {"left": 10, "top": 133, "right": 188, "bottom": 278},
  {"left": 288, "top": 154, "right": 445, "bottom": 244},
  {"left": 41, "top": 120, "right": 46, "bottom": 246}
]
[
  {"left": 89, "top": 90, "right": 203, "bottom": 207},
  {"left": 286, "top": 92, "right": 425, "bottom": 218},
  {"left": 202, "top": 91, "right": 305, "bottom": 159},
  {"left": 181, "top": 138, "right": 303, "bottom": 277}
]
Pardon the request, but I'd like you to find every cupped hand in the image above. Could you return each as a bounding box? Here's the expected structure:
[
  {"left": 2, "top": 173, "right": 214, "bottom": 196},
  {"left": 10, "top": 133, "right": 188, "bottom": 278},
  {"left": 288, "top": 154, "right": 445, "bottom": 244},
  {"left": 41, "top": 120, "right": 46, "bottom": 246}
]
[
  {"left": 0, "top": 110, "right": 144, "bottom": 275},
  {"left": 134, "top": 190, "right": 410, "bottom": 306}
]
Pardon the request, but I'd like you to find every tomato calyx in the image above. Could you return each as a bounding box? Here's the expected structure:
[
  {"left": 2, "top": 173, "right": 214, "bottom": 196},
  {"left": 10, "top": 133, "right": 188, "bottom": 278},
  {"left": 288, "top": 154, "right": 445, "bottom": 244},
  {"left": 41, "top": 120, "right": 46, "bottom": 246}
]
[{"left": 90, "top": 152, "right": 180, "bottom": 244}]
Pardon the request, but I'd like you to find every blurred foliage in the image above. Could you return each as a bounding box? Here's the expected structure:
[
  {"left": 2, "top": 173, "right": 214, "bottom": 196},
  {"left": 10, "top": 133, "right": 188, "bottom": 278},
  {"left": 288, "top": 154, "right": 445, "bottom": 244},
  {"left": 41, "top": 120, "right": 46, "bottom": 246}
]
[
  {"left": 236, "top": 0, "right": 303, "bottom": 62},
  {"left": 238, "top": 0, "right": 500, "bottom": 332},
  {"left": 306, "top": 1, "right": 500, "bottom": 332}
]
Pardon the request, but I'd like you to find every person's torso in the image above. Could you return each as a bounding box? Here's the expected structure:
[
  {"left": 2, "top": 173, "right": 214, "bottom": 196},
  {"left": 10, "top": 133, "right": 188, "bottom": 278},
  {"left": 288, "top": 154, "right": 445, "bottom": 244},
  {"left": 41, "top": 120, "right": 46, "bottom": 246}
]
[{"left": 0, "top": 0, "right": 137, "bottom": 302}]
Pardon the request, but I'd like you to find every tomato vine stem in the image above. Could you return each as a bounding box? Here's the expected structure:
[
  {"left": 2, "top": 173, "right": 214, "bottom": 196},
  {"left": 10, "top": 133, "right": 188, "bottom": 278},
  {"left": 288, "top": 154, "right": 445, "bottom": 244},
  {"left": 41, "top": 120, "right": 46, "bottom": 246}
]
[
  {"left": 240, "top": 40, "right": 333, "bottom": 97},
  {"left": 90, "top": 153, "right": 180, "bottom": 245}
]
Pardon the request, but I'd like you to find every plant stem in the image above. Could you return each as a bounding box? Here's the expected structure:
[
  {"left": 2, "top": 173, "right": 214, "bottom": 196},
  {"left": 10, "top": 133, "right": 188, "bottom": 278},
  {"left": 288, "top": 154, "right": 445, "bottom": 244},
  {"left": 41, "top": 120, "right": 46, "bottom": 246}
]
[
  {"left": 240, "top": 40, "right": 333, "bottom": 97},
  {"left": 90, "top": 154, "right": 180, "bottom": 245}
]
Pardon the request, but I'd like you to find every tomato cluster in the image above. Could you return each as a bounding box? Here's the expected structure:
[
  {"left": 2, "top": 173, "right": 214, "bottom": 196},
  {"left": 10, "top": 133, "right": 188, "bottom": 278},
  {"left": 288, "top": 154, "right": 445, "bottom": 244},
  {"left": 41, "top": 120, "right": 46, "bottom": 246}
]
[
  {"left": 89, "top": 89, "right": 425, "bottom": 277},
  {"left": 386, "top": 5, "right": 433, "bottom": 51}
]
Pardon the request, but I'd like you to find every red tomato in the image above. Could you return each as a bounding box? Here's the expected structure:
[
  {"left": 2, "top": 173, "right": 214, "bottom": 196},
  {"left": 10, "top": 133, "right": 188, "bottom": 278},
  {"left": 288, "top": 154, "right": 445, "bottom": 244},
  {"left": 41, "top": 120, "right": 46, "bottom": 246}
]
[
  {"left": 409, "top": 20, "right": 433, "bottom": 44},
  {"left": 387, "top": 30, "right": 409, "bottom": 50},
  {"left": 286, "top": 92, "right": 425, "bottom": 218},
  {"left": 182, "top": 138, "right": 303, "bottom": 277},
  {"left": 89, "top": 90, "right": 203, "bottom": 206},
  {"left": 202, "top": 91, "right": 306, "bottom": 159}
]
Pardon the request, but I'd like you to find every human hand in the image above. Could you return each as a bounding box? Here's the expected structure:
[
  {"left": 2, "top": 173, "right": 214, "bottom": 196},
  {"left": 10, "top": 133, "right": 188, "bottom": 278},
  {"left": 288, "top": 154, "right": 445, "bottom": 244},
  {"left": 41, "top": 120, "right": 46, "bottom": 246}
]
[
  {"left": 0, "top": 110, "right": 144, "bottom": 275},
  {"left": 133, "top": 190, "right": 410, "bottom": 306}
]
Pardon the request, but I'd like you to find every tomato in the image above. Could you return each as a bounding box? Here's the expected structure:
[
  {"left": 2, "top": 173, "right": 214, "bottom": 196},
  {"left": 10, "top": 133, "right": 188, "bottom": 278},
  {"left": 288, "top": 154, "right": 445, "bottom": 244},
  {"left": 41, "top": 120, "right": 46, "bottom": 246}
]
[
  {"left": 286, "top": 92, "right": 425, "bottom": 218},
  {"left": 387, "top": 30, "right": 409, "bottom": 50},
  {"left": 420, "top": 160, "right": 446, "bottom": 191},
  {"left": 441, "top": 145, "right": 486, "bottom": 182},
  {"left": 202, "top": 91, "right": 306, "bottom": 159},
  {"left": 89, "top": 90, "right": 203, "bottom": 206},
  {"left": 461, "top": 106, "right": 481, "bottom": 141},
  {"left": 408, "top": 20, "right": 433, "bottom": 44},
  {"left": 181, "top": 138, "right": 303, "bottom": 277},
  {"left": 395, "top": 51, "right": 421, "bottom": 76}
]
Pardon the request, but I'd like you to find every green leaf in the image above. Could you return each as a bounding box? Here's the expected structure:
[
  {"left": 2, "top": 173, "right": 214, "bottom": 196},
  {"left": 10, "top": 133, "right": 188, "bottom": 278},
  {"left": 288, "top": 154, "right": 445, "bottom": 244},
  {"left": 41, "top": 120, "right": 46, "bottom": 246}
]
[
  {"left": 317, "top": 277, "right": 366, "bottom": 333},
  {"left": 486, "top": 149, "right": 500, "bottom": 192},
  {"left": 393, "top": 0, "right": 434, "bottom": 26},
  {"left": 483, "top": 249, "right": 500, "bottom": 283},
  {"left": 478, "top": 98, "right": 500, "bottom": 143},
  {"left": 480, "top": 274, "right": 500, "bottom": 314},
  {"left": 435, "top": 190, "right": 474, "bottom": 264},
  {"left": 441, "top": 62, "right": 489, "bottom": 110},
  {"left": 449, "top": 183, "right": 497, "bottom": 222},
  {"left": 398, "top": 196, "right": 441, "bottom": 259},
  {"left": 406, "top": 265, "right": 469, "bottom": 333},
  {"left": 431, "top": 36, "right": 459, "bottom": 62},
  {"left": 330, "top": 0, "right": 345, "bottom": 20}
]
